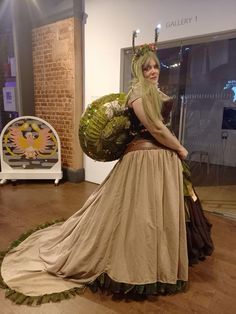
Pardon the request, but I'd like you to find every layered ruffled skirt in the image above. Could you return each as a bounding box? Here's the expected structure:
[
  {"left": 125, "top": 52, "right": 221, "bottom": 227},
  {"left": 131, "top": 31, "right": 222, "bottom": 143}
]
[{"left": 0, "top": 146, "right": 213, "bottom": 304}]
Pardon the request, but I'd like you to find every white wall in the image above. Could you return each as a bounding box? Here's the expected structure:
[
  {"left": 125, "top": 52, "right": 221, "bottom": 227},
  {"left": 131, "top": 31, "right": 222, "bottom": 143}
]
[{"left": 84, "top": 0, "right": 236, "bottom": 183}]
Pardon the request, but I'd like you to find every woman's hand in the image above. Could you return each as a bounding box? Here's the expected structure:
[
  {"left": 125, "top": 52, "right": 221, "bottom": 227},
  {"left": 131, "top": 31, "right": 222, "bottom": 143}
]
[{"left": 177, "top": 146, "right": 188, "bottom": 160}]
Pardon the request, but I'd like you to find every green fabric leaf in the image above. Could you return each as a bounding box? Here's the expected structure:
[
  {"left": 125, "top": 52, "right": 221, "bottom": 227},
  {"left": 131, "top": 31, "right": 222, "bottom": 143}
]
[
  {"left": 40, "top": 294, "right": 52, "bottom": 304},
  {"left": 15, "top": 294, "right": 28, "bottom": 305}
]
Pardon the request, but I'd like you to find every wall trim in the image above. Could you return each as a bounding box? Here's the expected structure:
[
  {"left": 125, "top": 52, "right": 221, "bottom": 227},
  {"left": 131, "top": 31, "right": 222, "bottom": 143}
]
[{"left": 62, "top": 167, "right": 85, "bottom": 183}]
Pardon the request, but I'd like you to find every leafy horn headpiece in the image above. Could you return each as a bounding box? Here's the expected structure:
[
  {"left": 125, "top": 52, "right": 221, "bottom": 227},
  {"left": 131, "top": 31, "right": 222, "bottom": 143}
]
[{"left": 132, "top": 24, "right": 161, "bottom": 61}]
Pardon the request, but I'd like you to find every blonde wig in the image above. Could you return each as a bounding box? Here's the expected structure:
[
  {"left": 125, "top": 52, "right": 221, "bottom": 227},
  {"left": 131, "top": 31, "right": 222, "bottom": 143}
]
[{"left": 130, "top": 50, "right": 163, "bottom": 125}]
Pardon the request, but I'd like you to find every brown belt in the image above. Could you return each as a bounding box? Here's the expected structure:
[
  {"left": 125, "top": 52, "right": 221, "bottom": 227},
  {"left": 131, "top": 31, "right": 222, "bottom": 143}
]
[{"left": 124, "top": 139, "right": 167, "bottom": 155}]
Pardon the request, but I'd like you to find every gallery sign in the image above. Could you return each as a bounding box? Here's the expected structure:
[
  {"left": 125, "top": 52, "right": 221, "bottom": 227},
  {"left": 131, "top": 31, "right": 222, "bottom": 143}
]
[{"left": 166, "top": 16, "right": 198, "bottom": 28}]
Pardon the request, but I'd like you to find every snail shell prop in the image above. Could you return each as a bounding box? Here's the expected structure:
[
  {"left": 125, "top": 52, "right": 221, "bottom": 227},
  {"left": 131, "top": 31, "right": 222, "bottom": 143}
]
[{"left": 79, "top": 93, "right": 133, "bottom": 161}]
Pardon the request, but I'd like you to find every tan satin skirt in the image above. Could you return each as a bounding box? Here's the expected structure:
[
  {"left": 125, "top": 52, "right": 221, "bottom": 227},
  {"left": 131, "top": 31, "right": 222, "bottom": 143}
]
[{"left": 1, "top": 143, "right": 188, "bottom": 296}]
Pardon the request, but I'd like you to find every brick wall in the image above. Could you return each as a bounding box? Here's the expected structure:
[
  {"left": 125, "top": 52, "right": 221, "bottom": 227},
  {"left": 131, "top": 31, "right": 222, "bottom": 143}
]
[{"left": 32, "top": 17, "right": 83, "bottom": 170}]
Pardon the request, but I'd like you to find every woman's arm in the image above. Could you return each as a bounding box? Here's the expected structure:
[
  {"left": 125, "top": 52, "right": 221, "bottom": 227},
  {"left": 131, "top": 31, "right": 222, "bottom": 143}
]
[{"left": 132, "top": 98, "right": 188, "bottom": 159}]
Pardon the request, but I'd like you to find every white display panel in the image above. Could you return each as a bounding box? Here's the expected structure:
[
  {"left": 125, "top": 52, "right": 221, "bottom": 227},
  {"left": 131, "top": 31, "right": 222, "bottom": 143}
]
[{"left": 0, "top": 116, "right": 63, "bottom": 185}]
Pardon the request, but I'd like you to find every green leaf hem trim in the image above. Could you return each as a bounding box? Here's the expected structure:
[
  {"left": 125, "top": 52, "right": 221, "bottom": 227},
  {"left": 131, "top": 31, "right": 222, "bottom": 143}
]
[
  {"left": 3, "top": 287, "right": 85, "bottom": 306},
  {"left": 0, "top": 218, "right": 188, "bottom": 306},
  {"left": 0, "top": 219, "right": 86, "bottom": 306},
  {"left": 89, "top": 273, "right": 188, "bottom": 296}
]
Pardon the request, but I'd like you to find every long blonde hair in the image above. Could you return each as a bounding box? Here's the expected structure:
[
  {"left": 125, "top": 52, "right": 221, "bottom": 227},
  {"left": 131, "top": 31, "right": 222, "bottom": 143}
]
[{"left": 130, "top": 50, "right": 163, "bottom": 125}]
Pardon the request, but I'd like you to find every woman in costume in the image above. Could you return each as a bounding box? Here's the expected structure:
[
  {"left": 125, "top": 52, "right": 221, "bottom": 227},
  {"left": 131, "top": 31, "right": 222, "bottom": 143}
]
[
  {"left": 0, "top": 42, "right": 213, "bottom": 305},
  {"left": 127, "top": 45, "right": 213, "bottom": 266}
]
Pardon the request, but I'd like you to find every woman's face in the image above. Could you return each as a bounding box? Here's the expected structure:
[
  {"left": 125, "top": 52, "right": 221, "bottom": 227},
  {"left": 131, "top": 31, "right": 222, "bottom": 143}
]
[{"left": 142, "top": 58, "right": 160, "bottom": 85}]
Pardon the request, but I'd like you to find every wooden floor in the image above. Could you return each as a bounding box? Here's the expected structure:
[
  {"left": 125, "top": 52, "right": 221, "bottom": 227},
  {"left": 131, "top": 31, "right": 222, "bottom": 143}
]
[
  {"left": 196, "top": 185, "right": 236, "bottom": 220},
  {"left": 0, "top": 180, "right": 236, "bottom": 314}
]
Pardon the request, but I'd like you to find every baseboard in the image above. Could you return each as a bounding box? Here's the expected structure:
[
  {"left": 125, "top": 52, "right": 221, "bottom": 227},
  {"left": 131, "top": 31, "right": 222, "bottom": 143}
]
[{"left": 62, "top": 167, "right": 85, "bottom": 183}]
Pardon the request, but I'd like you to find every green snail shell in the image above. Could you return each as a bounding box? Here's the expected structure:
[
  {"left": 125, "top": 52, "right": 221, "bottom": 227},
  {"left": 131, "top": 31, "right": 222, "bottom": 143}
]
[{"left": 79, "top": 93, "right": 133, "bottom": 161}]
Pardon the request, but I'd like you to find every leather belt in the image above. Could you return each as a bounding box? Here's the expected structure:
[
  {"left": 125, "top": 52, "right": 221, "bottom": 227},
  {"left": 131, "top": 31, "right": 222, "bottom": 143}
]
[{"left": 124, "top": 139, "right": 166, "bottom": 155}]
